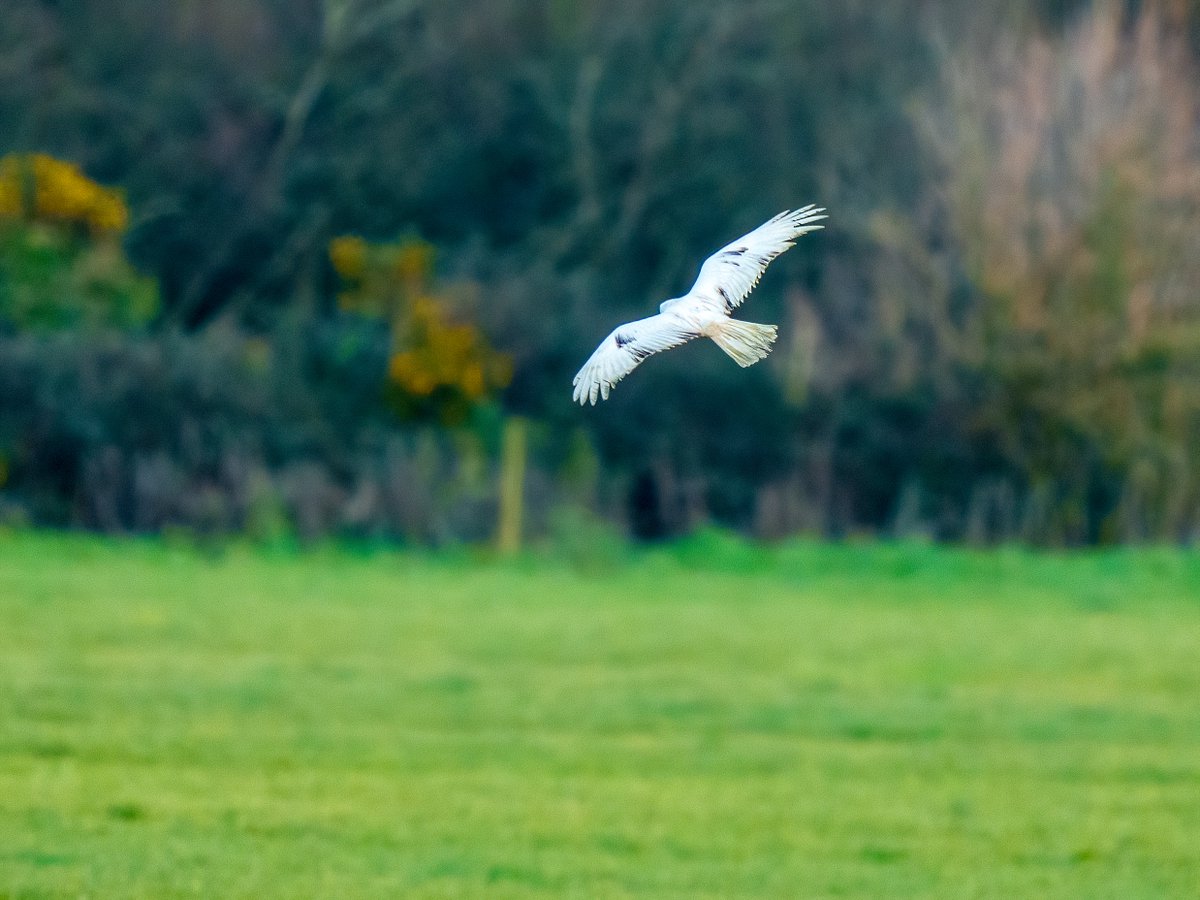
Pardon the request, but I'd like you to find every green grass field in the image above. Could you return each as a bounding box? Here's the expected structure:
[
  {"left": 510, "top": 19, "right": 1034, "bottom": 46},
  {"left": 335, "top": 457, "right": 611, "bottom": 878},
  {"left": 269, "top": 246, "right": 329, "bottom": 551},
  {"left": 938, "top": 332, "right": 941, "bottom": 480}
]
[{"left": 1, "top": 532, "right": 1198, "bottom": 898}]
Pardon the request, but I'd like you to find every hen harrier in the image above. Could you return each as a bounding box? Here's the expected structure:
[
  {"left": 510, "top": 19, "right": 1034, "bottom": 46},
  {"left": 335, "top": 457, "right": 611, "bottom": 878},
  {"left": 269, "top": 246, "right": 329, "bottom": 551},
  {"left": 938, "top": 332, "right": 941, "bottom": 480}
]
[{"left": 572, "top": 206, "right": 826, "bottom": 405}]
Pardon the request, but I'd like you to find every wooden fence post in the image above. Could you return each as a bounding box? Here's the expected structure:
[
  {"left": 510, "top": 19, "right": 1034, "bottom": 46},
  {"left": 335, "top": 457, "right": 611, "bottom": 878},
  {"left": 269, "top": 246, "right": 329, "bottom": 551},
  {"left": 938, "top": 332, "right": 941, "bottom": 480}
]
[{"left": 496, "top": 416, "right": 527, "bottom": 554}]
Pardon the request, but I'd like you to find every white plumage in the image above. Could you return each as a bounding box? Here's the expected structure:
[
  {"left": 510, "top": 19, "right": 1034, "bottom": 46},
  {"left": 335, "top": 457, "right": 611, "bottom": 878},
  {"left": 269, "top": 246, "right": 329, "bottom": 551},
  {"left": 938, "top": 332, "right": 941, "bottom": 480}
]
[{"left": 572, "top": 205, "right": 827, "bottom": 405}]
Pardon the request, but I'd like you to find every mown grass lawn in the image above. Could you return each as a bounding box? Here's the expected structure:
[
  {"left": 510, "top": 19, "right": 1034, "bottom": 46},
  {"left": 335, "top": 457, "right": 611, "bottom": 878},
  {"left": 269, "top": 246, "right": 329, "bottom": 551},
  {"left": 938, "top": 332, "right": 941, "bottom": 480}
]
[{"left": 1, "top": 531, "right": 1198, "bottom": 898}]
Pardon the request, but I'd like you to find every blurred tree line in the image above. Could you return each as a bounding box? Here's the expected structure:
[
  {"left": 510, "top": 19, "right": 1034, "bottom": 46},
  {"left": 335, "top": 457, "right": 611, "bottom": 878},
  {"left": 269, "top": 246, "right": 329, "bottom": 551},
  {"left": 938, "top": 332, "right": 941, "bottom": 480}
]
[{"left": 1, "top": 0, "right": 1199, "bottom": 545}]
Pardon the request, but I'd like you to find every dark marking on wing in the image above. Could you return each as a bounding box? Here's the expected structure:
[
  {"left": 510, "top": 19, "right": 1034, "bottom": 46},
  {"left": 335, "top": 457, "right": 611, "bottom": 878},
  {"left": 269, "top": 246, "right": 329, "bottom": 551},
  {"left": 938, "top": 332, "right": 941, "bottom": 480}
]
[
  {"left": 615, "top": 331, "right": 652, "bottom": 361},
  {"left": 716, "top": 286, "right": 732, "bottom": 311},
  {"left": 724, "top": 246, "right": 747, "bottom": 257}
]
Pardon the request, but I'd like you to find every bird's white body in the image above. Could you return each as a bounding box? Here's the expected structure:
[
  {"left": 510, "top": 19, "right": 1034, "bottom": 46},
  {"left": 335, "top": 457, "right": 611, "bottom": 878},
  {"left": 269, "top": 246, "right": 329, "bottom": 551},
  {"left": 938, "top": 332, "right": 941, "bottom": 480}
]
[{"left": 572, "top": 206, "right": 827, "bottom": 405}]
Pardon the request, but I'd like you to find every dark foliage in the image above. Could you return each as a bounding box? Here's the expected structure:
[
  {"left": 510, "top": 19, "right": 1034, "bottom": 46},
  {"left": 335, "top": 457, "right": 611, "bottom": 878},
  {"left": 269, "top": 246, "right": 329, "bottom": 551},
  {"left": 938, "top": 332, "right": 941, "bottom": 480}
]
[{"left": 1, "top": 0, "right": 1199, "bottom": 544}]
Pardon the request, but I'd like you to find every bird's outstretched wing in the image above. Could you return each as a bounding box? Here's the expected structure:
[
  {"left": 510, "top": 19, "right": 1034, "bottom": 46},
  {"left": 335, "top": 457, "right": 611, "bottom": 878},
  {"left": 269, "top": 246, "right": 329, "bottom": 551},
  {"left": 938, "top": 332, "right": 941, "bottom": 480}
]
[
  {"left": 572, "top": 313, "right": 699, "bottom": 405},
  {"left": 686, "top": 206, "right": 827, "bottom": 312}
]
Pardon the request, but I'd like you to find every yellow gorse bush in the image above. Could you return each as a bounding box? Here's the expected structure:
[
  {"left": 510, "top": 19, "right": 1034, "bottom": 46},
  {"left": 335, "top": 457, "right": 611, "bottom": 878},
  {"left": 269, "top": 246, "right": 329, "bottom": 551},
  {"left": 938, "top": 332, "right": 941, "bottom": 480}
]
[
  {"left": 387, "top": 296, "right": 512, "bottom": 402},
  {"left": 0, "top": 153, "right": 157, "bottom": 329},
  {"left": 330, "top": 234, "right": 510, "bottom": 420},
  {"left": 0, "top": 153, "right": 129, "bottom": 234},
  {"left": 328, "top": 235, "right": 367, "bottom": 282}
]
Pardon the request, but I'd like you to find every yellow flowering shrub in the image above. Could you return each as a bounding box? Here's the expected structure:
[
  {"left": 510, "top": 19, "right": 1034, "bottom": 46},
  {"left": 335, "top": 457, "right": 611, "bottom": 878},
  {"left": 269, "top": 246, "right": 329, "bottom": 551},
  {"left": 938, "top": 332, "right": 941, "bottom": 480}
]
[
  {"left": 0, "top": 169, "right": 18, "bottom": 220},
  {"left": 0, "top": 154, "right": 129, "bottom": 234},
  {"left": 328, "top": 235, "right": 367, "bottom": 282},
  {"left": 0, "top": 154, "right": 156, "bottom": 329},
  {"left": 330, "top": 234, "right": 510, "bottom": 422}
]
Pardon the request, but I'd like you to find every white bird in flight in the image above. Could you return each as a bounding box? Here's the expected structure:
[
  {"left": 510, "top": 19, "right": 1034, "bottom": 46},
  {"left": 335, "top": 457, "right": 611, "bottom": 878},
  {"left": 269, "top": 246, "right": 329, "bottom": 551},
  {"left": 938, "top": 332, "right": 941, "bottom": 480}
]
[{"left": 572, "top": 205, "right": 827, "bottom": 405}]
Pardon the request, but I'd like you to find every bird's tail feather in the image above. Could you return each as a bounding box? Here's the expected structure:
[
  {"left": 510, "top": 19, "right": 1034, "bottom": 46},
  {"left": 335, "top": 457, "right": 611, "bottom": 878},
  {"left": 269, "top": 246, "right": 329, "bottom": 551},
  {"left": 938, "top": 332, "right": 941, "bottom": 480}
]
[{"left": 710, "top": 319, "right": 777, "bottom": 367}]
